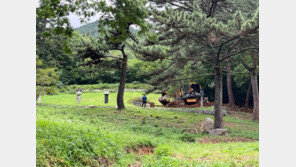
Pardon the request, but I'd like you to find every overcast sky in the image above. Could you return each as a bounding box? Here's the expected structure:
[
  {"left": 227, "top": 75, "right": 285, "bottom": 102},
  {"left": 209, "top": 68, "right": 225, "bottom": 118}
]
[
  {"left": 68, "top": 13, "right": 99, "bottom": 28},
  {"left": 36, "top": 0, "right": 100, "bottom": 28}
]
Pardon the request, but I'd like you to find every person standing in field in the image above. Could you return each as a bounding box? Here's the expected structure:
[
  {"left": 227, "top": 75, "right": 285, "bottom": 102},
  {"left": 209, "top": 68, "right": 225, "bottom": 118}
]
[
  {"left": 142, "top": 94, "right": 147, "bottom": 107},
  {"left": 76, "top": 88, "right": 82, "bottom": 104}
]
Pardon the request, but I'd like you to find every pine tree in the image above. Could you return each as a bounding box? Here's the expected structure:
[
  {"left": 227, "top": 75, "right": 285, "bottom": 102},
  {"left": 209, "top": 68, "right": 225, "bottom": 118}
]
[{"left": 129, "top": 1, "right": 259, "bottom": 127}]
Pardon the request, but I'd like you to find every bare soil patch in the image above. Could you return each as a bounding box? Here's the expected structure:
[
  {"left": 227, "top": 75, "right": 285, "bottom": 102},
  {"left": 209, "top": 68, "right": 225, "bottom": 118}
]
[
  {"left": 97, "top": 156, "right": 112, "bottom": 166},
  {"left": 224, "top": 122, "right": 237, "bottom": 128},
  {"left": 125, "top": 146, "right": 155, "bottom": 155},
  {"left": 128, "top": 162, "right": 142, "bottom": 167},
  {"left": 157, "top": 101, "right": 215, "bottom": 108},
  {"left": 224, "top": 104, "right": 253, "bottom": 113},
  {"left": 197, "top": 137, "right": 256, "bottom": 144}
]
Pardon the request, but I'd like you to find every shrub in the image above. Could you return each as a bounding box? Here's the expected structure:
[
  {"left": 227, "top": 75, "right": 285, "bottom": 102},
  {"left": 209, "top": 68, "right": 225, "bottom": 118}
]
[
  {"left": 58, "top": 83, "right": 151, "bottom": 93},
  {"left": 36, "top": 120, "right": 122, "bottom": 167},
  {"left": 180, "top": 133, "right": 196, "bottom": 142},
  {"left": 154, "top": 143, "right": 173, "bottom": 157},
  {"left": 144, "top": 156, "right": 185, "bottom": 167}
]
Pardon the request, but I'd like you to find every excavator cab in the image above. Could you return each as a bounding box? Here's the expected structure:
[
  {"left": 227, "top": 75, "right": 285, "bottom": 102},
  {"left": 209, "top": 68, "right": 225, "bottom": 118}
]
[{"left": 182, "top": 82, "right": 203, "bottom": 104}]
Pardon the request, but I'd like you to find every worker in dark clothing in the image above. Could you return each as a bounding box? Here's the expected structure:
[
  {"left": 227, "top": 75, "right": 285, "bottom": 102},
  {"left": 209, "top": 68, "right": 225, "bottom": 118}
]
[{"left": 142, "top": 94, "right": 147, "bottom": 107}]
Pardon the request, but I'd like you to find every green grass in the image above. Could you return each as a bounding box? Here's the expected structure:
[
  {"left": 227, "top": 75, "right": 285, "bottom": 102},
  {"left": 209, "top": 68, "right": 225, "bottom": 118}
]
[
  {"left": 41, "top": 92, "right": 215, "bottom": 111},
  {"left": 41, "top": 92, "right": 162, "bottom": 107},
  {"left": 37, "top": 104, "right": 259, "bottom": 166}
]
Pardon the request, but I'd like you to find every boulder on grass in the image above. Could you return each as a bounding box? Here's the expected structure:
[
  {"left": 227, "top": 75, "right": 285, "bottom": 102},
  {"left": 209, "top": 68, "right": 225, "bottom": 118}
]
[
  {"left": 209, "top": 129, "right": 227, "bottom": 136},
  {"left": 200, "top": 117, "right": 213, "bottom": 133},
  {"left": 158, "top": 95, "right": 170, "bottom": 105}
]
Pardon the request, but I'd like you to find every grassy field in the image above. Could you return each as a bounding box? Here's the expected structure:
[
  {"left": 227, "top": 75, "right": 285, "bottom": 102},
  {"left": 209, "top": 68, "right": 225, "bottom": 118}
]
[
  {"left": 41, "top": 91, "right": 162, "bottom": 107},
  {"left": 41, "top": 91, "right": 214, "bottom": 111},
  {"left": 37, "top": 101, "right": 259, "bottom": 166}
]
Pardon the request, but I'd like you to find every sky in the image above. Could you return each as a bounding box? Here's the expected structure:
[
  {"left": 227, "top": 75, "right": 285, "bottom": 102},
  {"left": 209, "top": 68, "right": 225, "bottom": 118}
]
[
  {"left": 68, "top": 13, "right": 99, "bottom": 28},
  {"left": 36, "top": 0, "right": 100, "bottom": 28}
]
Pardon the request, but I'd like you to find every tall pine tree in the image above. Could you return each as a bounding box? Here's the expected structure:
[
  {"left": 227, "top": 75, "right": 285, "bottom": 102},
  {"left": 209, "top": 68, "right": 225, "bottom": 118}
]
[{"left": 129, "top": 0, "right": 259, "bottom": 127}]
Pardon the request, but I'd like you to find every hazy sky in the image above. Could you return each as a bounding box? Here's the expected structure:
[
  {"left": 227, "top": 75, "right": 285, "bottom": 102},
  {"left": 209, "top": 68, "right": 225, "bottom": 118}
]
[
  {"left": 68, "top": 13, "right": 100, "bottom": 28},
  {"left": 36, "top": 0, "right": 100, "bottom": 28}
]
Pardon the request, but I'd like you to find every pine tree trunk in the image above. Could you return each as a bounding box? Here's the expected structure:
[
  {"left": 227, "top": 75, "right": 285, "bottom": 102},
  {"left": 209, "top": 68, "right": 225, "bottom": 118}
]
[
  {"left": 214, "top": 65, "right": 224, "bottom": 129},
  {"left": 226, "top": 58, "right": 235, "bottom": 107},
  {"left": 245, "top": 81, "right": 252, "bottom": 109},
  {"left": 251, "top": 72, "right": 259, "bottom": 121},
  {"left": 117, "top": 53, "right": 128, "bottom": 110}
]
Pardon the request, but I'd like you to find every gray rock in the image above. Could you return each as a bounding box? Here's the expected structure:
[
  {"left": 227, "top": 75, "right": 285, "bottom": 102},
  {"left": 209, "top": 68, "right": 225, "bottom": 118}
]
[
  {"left": 85, "top": 105, "right": 97, "bottom": 109},
  {"left": 200, "top": 117, "right": 214, "bottom": 133},
  {"left": 134, "top": 102, "right": 142, "bottom": 106},
  {"left": 222, "top": 109, "right": 227, "bottom": 116},
  {"left": 209, "top": 129, "right": 227, "bottom": 136}
]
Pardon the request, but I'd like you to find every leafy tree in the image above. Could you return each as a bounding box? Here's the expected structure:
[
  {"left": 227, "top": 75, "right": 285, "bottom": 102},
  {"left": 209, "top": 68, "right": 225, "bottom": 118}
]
[
  {"left": 76, "top": 0, "right": 150, "bottom": 110},
  {"left": 36, "top": 57, "right": 59, "bottom": 103},
  {"left": 129, "top": 0, "right": 259, "bottom": 127}
]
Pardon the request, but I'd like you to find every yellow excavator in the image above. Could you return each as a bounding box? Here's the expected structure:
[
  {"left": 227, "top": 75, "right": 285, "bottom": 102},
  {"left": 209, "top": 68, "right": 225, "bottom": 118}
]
[{"left": 159, "top": 82, "right": 204, "bottom": 105}]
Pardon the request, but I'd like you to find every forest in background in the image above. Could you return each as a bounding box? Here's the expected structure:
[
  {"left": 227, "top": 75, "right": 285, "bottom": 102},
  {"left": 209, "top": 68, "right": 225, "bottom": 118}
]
[{"left": 37, "top": 20, "right": 257, "bottom": 107}]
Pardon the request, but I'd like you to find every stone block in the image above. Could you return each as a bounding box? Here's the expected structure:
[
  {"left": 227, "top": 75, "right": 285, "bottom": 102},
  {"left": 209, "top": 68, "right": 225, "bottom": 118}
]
[{"left": 209, "top": 129, "right": 227, "bottom": 136}]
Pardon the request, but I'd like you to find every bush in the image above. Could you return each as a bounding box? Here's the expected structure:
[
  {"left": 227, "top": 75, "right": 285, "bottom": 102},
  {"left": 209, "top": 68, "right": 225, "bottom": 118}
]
[
  {"left": 144, "top": 156, "right": 185, "bottom": 167},
  {"left": 154, "top": 143, "right": 173, "bottom": 157},
  {"left": 36, "top": 86, "right": 59, "bottom": 97},
  {"left": 180, "top": 133, "right": 196, "bottom": 142},
  {"left": 36, "top": 120, "right": 122, "bottom": 167}
]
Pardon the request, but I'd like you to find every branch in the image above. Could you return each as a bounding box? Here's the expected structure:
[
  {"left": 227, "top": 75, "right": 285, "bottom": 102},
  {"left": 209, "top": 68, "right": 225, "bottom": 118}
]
[
  {"left": 167, "top": 73, "right": 215, "bottom": 83},
  {"left": 104, "top": 55, "right": 123, "bottom": 60},
  {"left": 240, "top": 59, "right": 253, "bottom": 72},
  {"left": 168, "top": 2, "right": 193, "bottom": 12},
  {"left": 220, "top": 47, "right": 258, "bottom": 62}
]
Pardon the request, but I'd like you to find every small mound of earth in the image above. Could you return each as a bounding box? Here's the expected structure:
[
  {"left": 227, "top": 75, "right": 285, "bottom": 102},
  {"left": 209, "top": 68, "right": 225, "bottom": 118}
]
[
  {"left": 157, "top": 101, "right": 215, "bottom": 108},
  {"left": 198, "top": 137, "right": 256, "bottom": 144},
  {"left": 98, "top": 156, "right": 112, "bottom": 166},
  {"left": 126, "top": 146, "right": 155, "bottom": 155},
  {"left": 128, "top": 162, "right": 142, "bottom": 167},
  {"left": 223, "top": 104, "right": 253, "bottom": 113}
]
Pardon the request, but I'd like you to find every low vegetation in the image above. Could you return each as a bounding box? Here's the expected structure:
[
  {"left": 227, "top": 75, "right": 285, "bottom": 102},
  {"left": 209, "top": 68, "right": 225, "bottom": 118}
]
[
  {"left": 58, "top": 83, "right": 151, "bottom": 94},
  {"left": 37, "top": 105, "right": 258, "bottom": 166}
]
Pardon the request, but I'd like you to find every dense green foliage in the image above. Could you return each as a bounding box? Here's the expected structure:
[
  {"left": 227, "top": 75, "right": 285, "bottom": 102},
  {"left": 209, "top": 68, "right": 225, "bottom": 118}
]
[
  {"left": 59, "top": 83, "right": 151, "bottom": 93},
  {"left": 75, "top": 21, "right": 101, "bottom": 36}
]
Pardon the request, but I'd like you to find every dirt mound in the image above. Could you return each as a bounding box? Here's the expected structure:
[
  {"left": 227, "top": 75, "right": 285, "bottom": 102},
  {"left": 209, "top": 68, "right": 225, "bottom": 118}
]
[
  {"left": 128, "top": 162, "right": 142, "bottom": 167},
  {"left": 98, "top": 156, "right": 112, "bottom": 166},
  {"left": 197, "top": 137, "right": 256, "bottom": 144},
  {"left": 125, "top": 146, "right": 155, "bottom": 155},
  {"left": 158, "top": 101, "right": 215, "bottom": 108},
  {"left": 223, "top": 104, "right": 253, "bottom": 113}
]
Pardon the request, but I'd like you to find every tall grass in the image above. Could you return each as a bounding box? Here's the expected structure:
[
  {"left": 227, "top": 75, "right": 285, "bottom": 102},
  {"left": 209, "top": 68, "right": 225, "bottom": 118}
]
[{"left": 37, "top": 105, "right": 259, "bottom": 166}]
